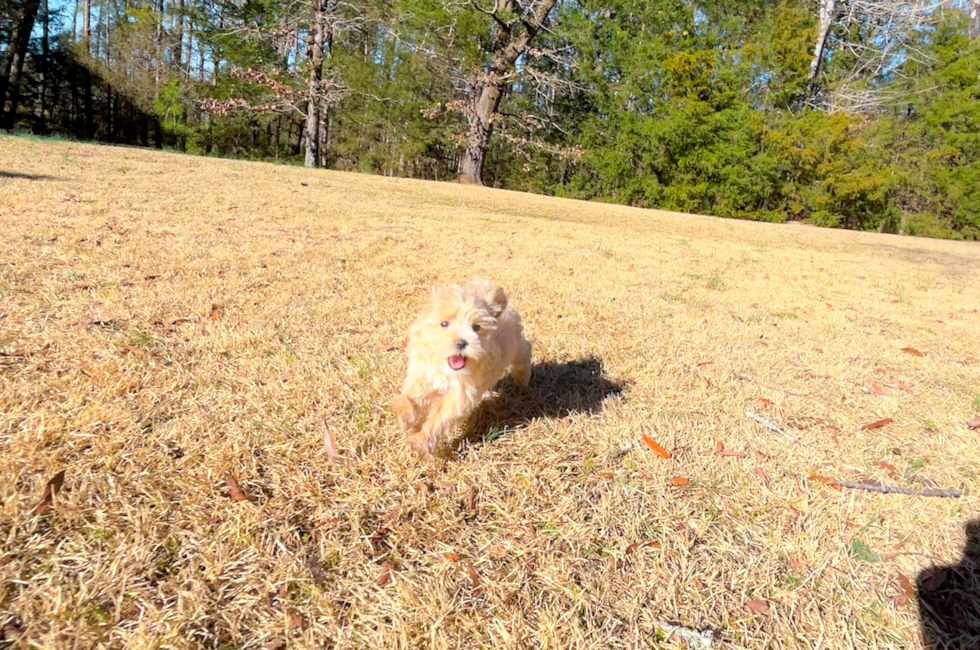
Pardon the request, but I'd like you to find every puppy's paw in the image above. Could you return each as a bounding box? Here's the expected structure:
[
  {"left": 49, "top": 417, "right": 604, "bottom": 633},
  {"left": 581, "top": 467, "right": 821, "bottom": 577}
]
[
  {"left": 393, "top": 394, "right": 419, "bottom": 432},
  {"left": 406, "top": 430, "right": 439, "bottom": 455}
]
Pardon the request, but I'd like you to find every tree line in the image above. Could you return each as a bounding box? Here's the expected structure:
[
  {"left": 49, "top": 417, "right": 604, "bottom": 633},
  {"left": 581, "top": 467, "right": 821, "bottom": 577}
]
[{"left": 2, "top": 0, "right": 979, "bottom": 238}]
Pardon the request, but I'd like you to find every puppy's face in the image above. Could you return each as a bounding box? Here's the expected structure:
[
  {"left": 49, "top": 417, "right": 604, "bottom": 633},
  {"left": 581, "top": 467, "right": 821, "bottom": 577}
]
[{"left": 409, "top": 288, "right": 499, "bottom": 375}]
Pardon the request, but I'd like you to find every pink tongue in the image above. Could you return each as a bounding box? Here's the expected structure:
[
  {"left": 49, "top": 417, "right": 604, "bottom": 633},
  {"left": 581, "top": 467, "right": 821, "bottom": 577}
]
[{"left": 449, "top": 355, "right": 466, "bottom": 370}]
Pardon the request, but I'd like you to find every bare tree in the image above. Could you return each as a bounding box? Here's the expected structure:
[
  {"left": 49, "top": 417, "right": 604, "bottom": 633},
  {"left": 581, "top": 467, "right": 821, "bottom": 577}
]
[
  {"left": 1, "top": 0, "right": 43, "bottom": 128},
  {"left": 809, "top": 0, "right": 836, "bottom": 82},
  {"left": 458, "top": 0, "right": 560, "bottom": 185},
  {"left": 969, "top": 0, "right": 979, "bottom": 40},
  {"left": 304, "top": 0, "right": 328, "bottom": 168}
]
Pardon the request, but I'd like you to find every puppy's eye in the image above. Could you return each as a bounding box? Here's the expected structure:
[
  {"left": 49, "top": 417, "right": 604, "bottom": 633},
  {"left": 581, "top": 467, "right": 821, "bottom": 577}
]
[
  {"left": 440, "top": 321, "right": 449, "bottom": 328},
  {"left": 472, "top": 324, "right": 481, "bottom": 332}
]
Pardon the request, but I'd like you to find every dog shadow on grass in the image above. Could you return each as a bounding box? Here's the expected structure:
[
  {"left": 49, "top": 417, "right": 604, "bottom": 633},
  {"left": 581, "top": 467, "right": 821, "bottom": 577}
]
[
  {"left": 449, "top": 357, "right": 625, "bottom": 451},
  {"left": 917, "top": 519, "right": 980, "bottom": 649}
]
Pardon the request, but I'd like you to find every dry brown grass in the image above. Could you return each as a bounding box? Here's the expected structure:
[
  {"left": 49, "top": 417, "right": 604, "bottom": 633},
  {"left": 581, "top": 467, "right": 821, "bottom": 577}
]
[{"left": 1, "top": 134, "right": 979, "bottom": 650}]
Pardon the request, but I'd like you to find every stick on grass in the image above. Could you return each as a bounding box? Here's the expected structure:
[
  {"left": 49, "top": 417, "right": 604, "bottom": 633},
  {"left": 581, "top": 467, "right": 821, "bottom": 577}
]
[{"left": 832, "top": 480, "right": 963, "bottom": 498}]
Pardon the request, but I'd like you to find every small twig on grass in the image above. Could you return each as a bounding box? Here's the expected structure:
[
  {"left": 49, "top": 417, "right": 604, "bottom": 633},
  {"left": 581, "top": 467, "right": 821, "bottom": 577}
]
[
  {"left": 745, "top": 410, "right": 797, "bottom": 443},
  {"left": 832, "top": 480, "right": 963, "bottom": 498}
]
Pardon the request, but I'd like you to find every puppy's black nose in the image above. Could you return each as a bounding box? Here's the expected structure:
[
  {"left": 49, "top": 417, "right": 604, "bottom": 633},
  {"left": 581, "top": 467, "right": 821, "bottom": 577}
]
[{"left": 454, "top": 339, "right": 468, "bottom": 351}]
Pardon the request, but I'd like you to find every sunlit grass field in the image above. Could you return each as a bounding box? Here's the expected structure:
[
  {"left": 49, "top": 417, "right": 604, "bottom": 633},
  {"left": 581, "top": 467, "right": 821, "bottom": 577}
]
[{"left": 1, "top": 134, "right": 979, "bottom": 649}]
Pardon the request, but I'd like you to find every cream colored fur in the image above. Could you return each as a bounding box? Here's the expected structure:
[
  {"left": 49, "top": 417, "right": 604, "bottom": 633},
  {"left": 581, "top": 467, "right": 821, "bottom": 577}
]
[{"left": 394, "top": 278, "right": 533, "bottom": 454}]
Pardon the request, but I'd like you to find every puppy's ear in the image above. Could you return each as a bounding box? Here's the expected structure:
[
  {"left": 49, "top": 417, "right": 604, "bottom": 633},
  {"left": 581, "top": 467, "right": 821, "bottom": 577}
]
[
  {"left": 485, "top": 285, "right": 508, "bottom": 317},
  {"left": 465, "top": 278, "right": 508, "bottom": 317}
]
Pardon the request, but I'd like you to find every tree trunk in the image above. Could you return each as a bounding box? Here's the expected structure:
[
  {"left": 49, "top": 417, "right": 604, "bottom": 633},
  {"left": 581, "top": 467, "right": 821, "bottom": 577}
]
[
  {"left": 304, "top": 0, "right": 327, "bottom": 168},
  {"left": 174, "top": 0, "right": 184, "bottom": 67},
  {"left": 39, "top": 0, "right": 50, "bottom": 132},
  {"left": 969, "top": 0, "right": 979, "bottom": 41},
  {"left": 458, "top": 0, "right": 558, "bottom": 185},
  {"left": 2, "top": 0, "right": 44, "bottom": 129},
  {"left": 83, "top": 0, "right": 94, "bottom": 139},
  {"left": 808, "top": 0, "right": 835, "bottom": 81}
]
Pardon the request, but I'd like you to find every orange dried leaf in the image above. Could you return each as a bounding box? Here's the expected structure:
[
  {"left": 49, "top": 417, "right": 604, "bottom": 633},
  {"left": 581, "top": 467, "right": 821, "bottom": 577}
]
[
  {"left": 901, "top": 347, "right": 924, "bottom": 357},
  {"left": 465, "top": 483, "right": 476, "bottom": 511},
  {"left": 286, "top": 609, "right": 305, "bottom": 631},
  {"left": 896, "top": 382, "right": 910, "bottom": 390},
  {"left": 465, "top": 563, "right": 481, "bottom": 590},
  {"left": 863, "top": 418, "right": 894, "bottom": 430},
  {"left": 719, "top": 449, "right": 748, "bottom": 458},
  {"left": 34, "top": 470, "right": 66, "bottom": 515},
  {"left": 641, "top": 434, "right": 671, "bottom": 458},
  {"left": 897, "top": 573, "right": 915, "bottom": 600},
  {"left": 377, "top": 561, "right": 393, "bottom": 586},
  {"left": 757, "top": 398, "right": 774, "bottom": 406},
  {"left": 878, "top": 461, "right": 897, "bottom": 472},
  {"left": 626, "top": 540, "right": 660, "bottom": 554},
  {"left": 754, "top": 467, "right": 771, "bottom": 485},
  {"left": 443, "top": 552, "right": 461, "bottom": 562},
  {"left": 744, "top": 599, "right": 769, "bottom": 614},
  {"left": 871, "top": 384, "right": 884, "bottom": 396},
  {"left": 209, "top": 306, "right": 220, "bottom": 321},
  {"left": 873, "top": 368, "right": 887, "bottom": 375},
  {"left": 225, "top": 472, "right": 249, "bottom": 502},
  {"left": 808, "top": 474, "right": 843, "bottom": 491},
  {"left": 670, "top": 476, "right": 689, "bottom": 487}
]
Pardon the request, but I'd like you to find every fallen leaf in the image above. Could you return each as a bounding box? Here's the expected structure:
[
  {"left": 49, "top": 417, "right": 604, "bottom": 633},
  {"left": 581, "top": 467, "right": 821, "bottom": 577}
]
[
  {"left": 144, "top": 274, "right": 161, "bottom": 281},
  {"left": 809, "top": 475, "right": 843, "bottom": 492},
  {"left": 34, "top": 470, "right": 66, "bottom": 515},
  {"left": 788, "top": 558, "right": 804, "bottom": 569},
  {"left": 896, "top": 382, "right": 910, "bottom": 390},
  {"left": 744, "top": 599, "right": 769, "bottom": 614},
  {"left": 322, "top": 420, "right": 337, "bottom": 460},
  {"left": 966, "top": 417, "right": 980, "bottom": 430},
  {"left": 871, "top": 384, "right": 884, "bottom": 396},
  {"left": 465, "top": 563, "right": 482, "bottom": 590},
  {"left": 443, "top": 552, "right": 461, "bottom": 562},
  {"left": 641, "top": 434, "right": 671, "bottom": 458},
  {"left": 626, "top": 540, "right": 661, "bottom": 554},
  {"left": 307, "top": 554, "right": 329, "bottom": 588},
  {"left": 901, "top": 347, "right": 924, "bottom": 357},
  {"left": 377, "top": 561, "right": 393, "bottom": 586},
  {"left": 874, "top": 368, "right": 887, "bottom": 375},
  {"left": 209, "top": 305, "right": 220, "bottom": 321},
  {"left": 670, "top": 476, "right": 690, "bottom": 487},
  {"left": 862, "top": 418, "right": 894, "bottom": 430},
  {"left": 757, "top": 397, "right": 774, "bottom": 406},
  {"left": 225, "top": 473, "right": 249, "bottom": 502},
  {"left": 697, "top": 361, "right": 713, "bottom": 367},
  {"left": 465, "top": 483, "right": 476, "bottom": 511},
  {"left": 896, "top": 573, "right": 915, "bottom": 600},
  {"left": 286, "top": 609, "right": 305, "bottom": 631},
  {"left": 719, "top": 449, "right": 748, "bottom": 458},
  {"left": 878, "top": 461, "right": 897, "bottom": 472},
  {"left": 754, "top": 467, "right": 771, "bottom": 485}
]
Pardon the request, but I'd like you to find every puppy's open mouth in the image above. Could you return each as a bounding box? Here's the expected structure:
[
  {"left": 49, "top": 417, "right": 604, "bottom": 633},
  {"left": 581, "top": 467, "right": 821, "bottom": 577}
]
[{"left": 448, "top": 355, "right": 466, "bottom": 371}]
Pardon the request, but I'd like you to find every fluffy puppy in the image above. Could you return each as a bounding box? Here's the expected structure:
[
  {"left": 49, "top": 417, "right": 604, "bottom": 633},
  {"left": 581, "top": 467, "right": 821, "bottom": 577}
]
[{"left": 394, "top": 278, "right": 532, "bottom": 454}]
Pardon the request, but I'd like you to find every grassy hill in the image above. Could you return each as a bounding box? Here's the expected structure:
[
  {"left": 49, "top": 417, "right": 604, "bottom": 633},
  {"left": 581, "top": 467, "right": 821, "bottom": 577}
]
[{"left": 2, "top": 134, "right": 979, "bottom": 649}]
